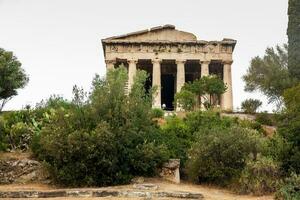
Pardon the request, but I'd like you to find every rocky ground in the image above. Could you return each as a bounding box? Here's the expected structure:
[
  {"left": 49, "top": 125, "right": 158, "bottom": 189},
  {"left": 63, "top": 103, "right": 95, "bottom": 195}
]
[{"left": 0, "top": 152, "right": 274, "bottom": 200}]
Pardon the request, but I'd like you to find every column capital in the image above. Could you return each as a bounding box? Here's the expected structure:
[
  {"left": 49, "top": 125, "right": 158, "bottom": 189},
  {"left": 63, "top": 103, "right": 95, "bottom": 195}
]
[
  {"left": 127, "top": 59, "right": 138, "bottom": 64},
  {"left": 222, "top": 60, "right": 233, "bottom": 65},
  {"left": 200, "top": 60, "right": 210, "bottom": 65},
  {"left": 175, "top": 59, "right": 186, "bottom": 64},
  {"left": 151, "top": 58, "right": 162, "bottom": 64},
  {"left": 105, "top": 59, "right": 116, "bottom": 64}
]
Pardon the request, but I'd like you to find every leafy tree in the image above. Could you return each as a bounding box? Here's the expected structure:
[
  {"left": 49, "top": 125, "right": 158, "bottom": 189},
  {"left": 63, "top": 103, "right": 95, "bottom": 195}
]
[
  {"left": 241, "top": 98, "right": 262, "bottom": 114},
  {"left": 243, "top": 45, "right": 295, "bottom": 108},
  {"left": 204, "top": 75, "right": 227, "bottom": 106},
  {"left": 278, "top": 83, "right": 300, "bottom": 173},
  {"left": 287, "top": 0, "right": 300, "bottom": 80},
  {"left": 175, "top": 90, "right": 196, "bottom": 111},
  {"left": 0, "top": 48, "right": 29, "bottom": 112},
  {"left": 175, "top": 75, "right": 226, "bottom": 111},
  {"left": 33, "top": 67, "right": 169, "bottom": 186}
]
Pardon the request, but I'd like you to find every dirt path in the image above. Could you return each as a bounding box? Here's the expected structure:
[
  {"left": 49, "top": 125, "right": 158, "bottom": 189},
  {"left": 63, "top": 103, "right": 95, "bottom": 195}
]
[{"left": 0, "top": 178, "right": 273, "bottom": 200}]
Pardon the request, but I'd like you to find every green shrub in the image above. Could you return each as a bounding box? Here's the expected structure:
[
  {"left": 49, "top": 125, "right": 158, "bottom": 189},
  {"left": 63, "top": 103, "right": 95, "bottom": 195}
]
[
  {"left": 184, "top": 111, "right": 236, "bottom": 135},
  {"left": 9, "top": 122, "right": 34, "bottom": 150},
  {"left": 174, "top": 90, "right": 196, "bottom": 111},
  {"left": 32, "top": 68, "right": 169, "bottom": 186},
  {"left": 239, "top": 119, "right": 265, "bottom": 134},
  {"left": 0, "top": 116, "right": 8, "bottom": 151},
  {"left": 161, "top": 116, "right": 192, "bottom": 169},
  {"left": 151, "top": 108, "right": 164, "bottom": 118},
  {"left": 256, "top": 112, "right": 275, "bottom": 126},
  {"left": 186, "top": 126, "right": 264, "bottom": 186},
  {"left": 241, "top": 99, "right": 262, "bottom": 114},
  {"left": 275, "top": 173, "right": 300, "bottom": 200},
  {"left": 235, "top": 157, "right": 281, "bottom": 195}
]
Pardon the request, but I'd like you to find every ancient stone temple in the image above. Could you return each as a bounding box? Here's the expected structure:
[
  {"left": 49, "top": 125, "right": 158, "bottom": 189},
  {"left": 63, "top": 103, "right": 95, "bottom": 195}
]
[{"left": 102, "top": 25, "right": 236, "bottom": 111}]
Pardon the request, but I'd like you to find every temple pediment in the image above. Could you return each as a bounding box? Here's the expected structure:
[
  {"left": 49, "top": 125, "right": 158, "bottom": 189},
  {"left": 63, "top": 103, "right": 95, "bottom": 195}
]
[{"left": 103, "top": 24, "right": 197, "bottom": 42}]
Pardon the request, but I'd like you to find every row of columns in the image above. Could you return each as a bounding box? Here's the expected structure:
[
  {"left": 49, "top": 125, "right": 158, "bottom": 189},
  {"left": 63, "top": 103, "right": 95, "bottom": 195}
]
[{"left": 105, "top": 59, "right": 233, "bottom": 111}]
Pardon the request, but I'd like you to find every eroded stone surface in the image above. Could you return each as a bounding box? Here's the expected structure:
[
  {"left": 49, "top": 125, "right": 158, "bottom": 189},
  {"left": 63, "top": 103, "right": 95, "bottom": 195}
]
[
  {"left": 0, "top": 158, "right": 49, "bottom": 184},
  {"left": 160, "top": 159, "right": 181, "bottom": 184},
  {"left": 133, "top": 183, "right": 158, "bottom": 190},
  {"left": 0, "top": 189, "right": 204, "bottom": 199}
]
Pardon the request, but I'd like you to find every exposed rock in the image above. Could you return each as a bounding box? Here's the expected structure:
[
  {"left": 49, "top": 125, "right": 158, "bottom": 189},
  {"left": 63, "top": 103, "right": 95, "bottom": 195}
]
[
  {"left": 133, "top": 183, "right": 158, "bottom": 190},
  {"left": 0, "top": 189, "right": 204, "bottom": 199},
  {"left": 160, "top": 159, "right": 180, "bottom": 183},
  {"left": 0, "top": 158, "right": 49, "bottom": 184}
]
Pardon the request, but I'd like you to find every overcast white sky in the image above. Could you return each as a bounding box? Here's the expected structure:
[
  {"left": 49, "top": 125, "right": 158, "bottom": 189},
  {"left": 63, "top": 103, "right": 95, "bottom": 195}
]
[{"left": 0, "top": 0, "right": 288, "bottom": 111}]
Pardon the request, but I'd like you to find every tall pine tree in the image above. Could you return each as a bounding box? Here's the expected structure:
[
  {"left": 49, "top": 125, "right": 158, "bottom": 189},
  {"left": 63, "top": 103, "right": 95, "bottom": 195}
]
[{"left": 287, "top": 0, "right": 300, "bottom": 80}]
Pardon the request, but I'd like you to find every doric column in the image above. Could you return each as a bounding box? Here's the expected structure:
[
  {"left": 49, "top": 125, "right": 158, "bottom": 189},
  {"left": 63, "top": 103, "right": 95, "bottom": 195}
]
[
  {"left": 222, "top": 60, "right": 233, "bottom": 111},
  {"left": 152, "top": 59, "right": 161, "bottom": 108},
  {"left": 176, "top": 60, "right": 186, "bottom": 93},
  {"left": 128, "top": 59, "right": 137, "bottom": 92},
  {"left": 200, "top": 61, "right": 210, "bottom": 109},
  {"left": 200, "top": 60, "right": 210, "bottom": 77},
  {"left": 105, "top": 59, "right": 116, "bottom": 71}
]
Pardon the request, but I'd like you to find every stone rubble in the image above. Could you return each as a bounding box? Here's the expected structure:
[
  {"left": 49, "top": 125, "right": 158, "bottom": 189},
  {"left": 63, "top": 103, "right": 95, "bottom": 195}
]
[{"left": 0, "top": 158, "right": 49, "bottom": 184}]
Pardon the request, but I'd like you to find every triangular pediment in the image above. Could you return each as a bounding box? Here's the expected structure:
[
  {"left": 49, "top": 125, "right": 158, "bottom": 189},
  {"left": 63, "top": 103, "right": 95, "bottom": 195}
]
[{"left": 103, "top": 25, "right": 197, "bottom": 42}]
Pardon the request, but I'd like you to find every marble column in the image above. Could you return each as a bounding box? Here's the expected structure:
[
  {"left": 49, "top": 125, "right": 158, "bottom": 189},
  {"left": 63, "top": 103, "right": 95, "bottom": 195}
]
[
  {"left": 128, "top": 59, "right": 137, "bottom": 92},
  {"left": 176, "top": 60, "right": 186, "bottom": 93},
  {"left": 176, "top": 60, "right": 186, "bottom": 111},
  {"left": 105, "top": 59, "right": 115, "bottom": 71},
  {"left": 222, "top": 61, "right": 233, "bottom": 111},
  {"left": 200, "top": 61, "right": 210, "bottom": 108},
  {"left": 152, "top": 59, "right": 161, "bottom": 108},
  {"left": 201, "top": 61, "right": 210, "bottom": 77}
]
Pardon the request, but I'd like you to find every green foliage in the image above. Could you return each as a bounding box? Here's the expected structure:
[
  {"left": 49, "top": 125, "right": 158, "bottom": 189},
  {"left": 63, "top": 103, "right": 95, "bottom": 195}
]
[
  {"left": 0, "top": 96, "right": 71, "bottom": 151},
  {"left": 241, "top": 98, "right": 262, "bottom": 114},
  {"left": 33, "top": 67, "right": 169, "bottom": 186},
  {"left": 287, "top": 0, "right": 300, "bottom": 80},
  {"left": 278, "top": 84, "right": 300, "bottom": 174},
  {"left": 9, "top": 122, "right": 34, "bottom": 150},
  {"left": 0, "top": 116, "right": 8, "bottom": 151},
  {"left": 186, "top": 126, "right": 264, "bottom": 185},
  {"left": 174, "top": 90, "right": 196, "bottom": 111},
  {"left": 0, "top": 48, "right": 29, "bottom": 111},
  {"left": 275, "top": 173, "right": 300, "bottom": 200},
  {"left": 238, "top": 119, "right": 265, "bottom": 134},
  {"left": 184, "top": 111, "right": 236, "bottom": 135},
  {"left": 255, "top": 112, "right": 276, "bottom": 126},
  {"left": 151, "top": 108, "right": 164, "bottom": 118},
  {"left": 161, "top": 116, "right": 191, "bottom": 169},
  {"left": 243, "top": 44, "right": 295, "bottom": 108},
  {"left": 283, "top": 83, "right": 300, "bottom": 112},
  {"left": 176, "top": 75, "right": 227, "bottom": 111},
  {"left": 235, "top": 157, "right": 280, "bottom": 195}
]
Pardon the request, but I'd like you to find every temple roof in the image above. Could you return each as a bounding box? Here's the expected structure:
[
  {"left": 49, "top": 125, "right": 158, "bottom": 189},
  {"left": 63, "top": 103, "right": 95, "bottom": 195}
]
[{"left": 102, "top": 24, "right": 236, "bottom": 49}]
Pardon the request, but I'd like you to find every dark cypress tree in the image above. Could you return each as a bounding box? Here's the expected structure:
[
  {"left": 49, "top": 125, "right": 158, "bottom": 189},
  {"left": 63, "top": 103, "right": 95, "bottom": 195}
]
[{"left": 287, "top": 0, "right": 300, "bottom": 80}]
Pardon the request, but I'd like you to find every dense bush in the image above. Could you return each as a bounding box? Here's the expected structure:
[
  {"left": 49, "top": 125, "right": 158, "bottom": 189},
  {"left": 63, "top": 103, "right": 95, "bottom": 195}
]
[
  {"left": 151, "top": 108, "right": 164, "bottom": 118},
  {"left": 0, "top": 116, "right": 8, "bottom": 151},
  {"left": 0, "top": 96, "right": 70, "bottom": 151},
  {"left": 275, "top": 173, "right": 300, "bottom": 200},
  {"left": 235, "top": 157, "right": 280, "bottom": 195},
  {"left": 186, "top": 126, "right": 265, "bottom": 186},
  {"left": 32, "top": 68, "right": 169, "bottom": 186},
  {"left": 241, "top": 98, "right": 262, "bottom": 114},
  {"left": 256, "top": 112, "right": 276, "bottom": 126},
  {"left": 184, "top": 111, "right": 236, "bottom": 135},
  {"left": 174, "top": 90, "right": 196, "bottom": 111},
  {"left": 161, "top": 116, "right": 191, "bottom": 169},
  {"left": 278, "top": 84, "right": 300, "bottom": 174}
]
